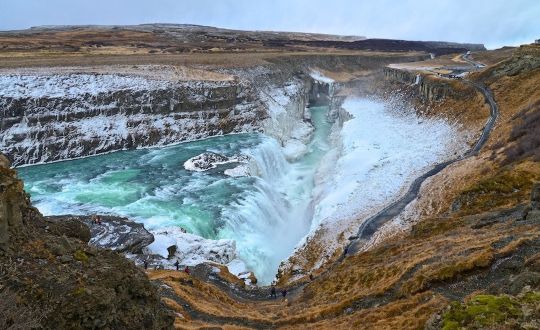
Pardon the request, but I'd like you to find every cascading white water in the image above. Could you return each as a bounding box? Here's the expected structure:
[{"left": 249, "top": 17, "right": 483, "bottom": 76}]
[
  {"left": 18, "top": 105, "right": 333, "bottom": 285},
  {"left": 219, "top": 137, "right": 314, "bottom": 283}
]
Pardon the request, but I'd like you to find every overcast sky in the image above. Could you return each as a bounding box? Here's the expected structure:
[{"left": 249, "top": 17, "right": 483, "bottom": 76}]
[{"left": 1, "top": 0, "right": 538, "bottom": 49}]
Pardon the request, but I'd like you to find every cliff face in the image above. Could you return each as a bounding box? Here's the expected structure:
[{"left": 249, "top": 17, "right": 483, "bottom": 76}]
[
  {"left": 0, "top": 155, "right": 28, "bottom": 249},
  {"left": 0, "top": 75, "right": 265, "bottom": 166},
  {"left": 1, "top": 53, "right": 426, "bottom": 167},
  {"left": 0, "top": 155, "right": 174, "bottom": 329},
  {"left": 383, "top": 67, "right": 468, "bottom": 101}
]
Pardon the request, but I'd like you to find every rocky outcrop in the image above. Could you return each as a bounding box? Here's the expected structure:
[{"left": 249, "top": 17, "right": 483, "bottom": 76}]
[
  {"left": 384, "top": 67, "right": 474, "bottom": 101},
  {"left": 0, "top": 155, "right": 174, "bottom": 329},
  {"left": 0, "top": 155, "right": 30, "bottom": 250},
  {"left": 47, "top": 215, "right": 155, "bottom": 254},
  {"left": 183, "top": 152, "right": 249, "bottom": 172},
  {"left": 383, "top": 67, "right": 419, "bottom": 85}
]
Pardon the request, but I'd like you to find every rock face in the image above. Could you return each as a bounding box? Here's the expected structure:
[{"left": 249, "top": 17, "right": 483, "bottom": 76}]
[
  {"left": 384, "top": 67, "right": 474, "bottom": 101},
  {"left": 0, "top": 154, "right": 174, "bottom": 329},
  {"left": 47, "top": 215, "right": 155, "bottom": 254},
  {"left": 0, "top": 74, "right": 265, "bottom": 166},
  {"left": 0, "top": 155, "right": 29, "bottom": 250},
  {"left": 0, "top": 53, "right": 433, "bottom": 167}
]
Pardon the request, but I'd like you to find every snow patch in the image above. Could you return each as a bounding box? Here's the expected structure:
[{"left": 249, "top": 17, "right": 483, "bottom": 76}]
[
  {"left": 224, "top": 164, "right": 251, "bottom": 177},
  {"left": 147, "top": 227, "right": 237, "bottom": 266},
  {"left": 309, "top": 70, "right": 335, "bottom": 84}
]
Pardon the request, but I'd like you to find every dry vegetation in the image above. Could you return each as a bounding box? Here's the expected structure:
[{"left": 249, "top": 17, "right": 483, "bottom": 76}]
[
  {"left": 138, "top": 45, "right": 540, "bottom": 329},
  {"left": 1, "top": 27, "right": 538, "bottom": 328}
]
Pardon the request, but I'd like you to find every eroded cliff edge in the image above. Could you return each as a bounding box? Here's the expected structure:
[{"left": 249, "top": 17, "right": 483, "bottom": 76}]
[
  {"left": 0, "top": 53, "right": 427, "bottom": 166},
  {"left": 0, "top": 155, "right": 175, "bottom": 329}
]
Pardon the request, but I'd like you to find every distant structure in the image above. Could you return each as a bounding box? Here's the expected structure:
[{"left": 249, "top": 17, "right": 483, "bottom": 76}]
[{"left": 535, "top": 39, "right": 540, "bottom": 44}]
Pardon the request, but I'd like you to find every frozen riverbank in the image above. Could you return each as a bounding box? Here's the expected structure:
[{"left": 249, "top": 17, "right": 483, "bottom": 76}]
[{"left": 281, "top": 97, "right": 468, "bottom": 278}]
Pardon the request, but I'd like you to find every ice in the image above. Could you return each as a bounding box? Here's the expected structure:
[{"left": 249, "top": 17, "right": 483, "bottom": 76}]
[
  {"left": 224, "top": 164, "right": 251, "bottom": 177},
  {"left": 148, "top": 227, "right": 237, "bottom": 266},
  {"left": 309, "top": 70, "right": 335, "bottom": 84},
  {"left": 227, "top": 258, "right": 248, "bottom": 276},
  {"left": 296, "top": 97, "right": 467, "bottom": 260},
  {"left": 282, "top": 139, "right": 308, "bottom": 161}
]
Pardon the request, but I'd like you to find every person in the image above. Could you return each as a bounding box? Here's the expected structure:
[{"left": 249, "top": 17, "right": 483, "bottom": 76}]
[
  {"left": 184, "top": 266, "right": 190, "bottom": 275},
  {"left": 309, "top": 274, "right": 314, "bottom": 281},
  {"left": 143, "top": 260, "right": 148, "bottom": 270},
  {"left": 96, "top": 216, "right": 102, "bottom": 225},
  {"left": 174, "top": 260, "right": 180, "bottom": 271},
  {"left": 270, "top": 286, "right": 277, "bottom": 299},
  {"left": 281, "top": 289, "right": 287, "bottom": 299},
  {"left": 92, "top": 215, "right": 98, "bottom": 224}
]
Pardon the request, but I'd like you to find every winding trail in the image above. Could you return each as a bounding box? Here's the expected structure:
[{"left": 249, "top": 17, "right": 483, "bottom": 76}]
[{"left": 347, "top": 54, "right": 497, "bottom": 254}]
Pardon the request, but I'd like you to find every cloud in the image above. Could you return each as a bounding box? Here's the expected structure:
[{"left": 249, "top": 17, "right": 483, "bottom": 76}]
[{"left": 0, "top": 0, "right": 538, "bottom": 48}]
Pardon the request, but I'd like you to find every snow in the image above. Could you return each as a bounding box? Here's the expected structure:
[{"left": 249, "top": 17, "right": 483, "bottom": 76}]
[
  {"left": 314, "top": 98, "right": 464, "bottom": 226},
  {"left": 226, "top": 258, "right": 248, "bottom": 276},
  {"left": 183, "top": 152, "right": 230, "bottom": 171},
  {"left": 224, "top": 164, "right": 251, "bottom": 177},
  {"left": 259, "top": 81, "right": 302, "bottom": 118},
  {"left": 302, "top": 97, "right": 467, "bottom": 256},
  {"left": 184, "top": 152, "right": 250, "bottom": 172},
  {"left": 0, "top": 74, "right": 170, "bottom": 98},
  {"left": 309, "top": 70, "right": 335, "bottom": 84},
  {"left": 147, "top": 227, "right": 237, "bottom": 266}
]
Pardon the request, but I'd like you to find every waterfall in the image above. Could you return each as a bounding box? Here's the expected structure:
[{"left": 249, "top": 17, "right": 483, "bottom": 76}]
[
  {"left": 218, "top": 136, "right": 313, "bottom": 284},
  {"left": 246, "top": 138, "right": 290, "bottom": 181}
]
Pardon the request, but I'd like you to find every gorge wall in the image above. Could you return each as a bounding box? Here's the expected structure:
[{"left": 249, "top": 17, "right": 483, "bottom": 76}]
[{"left": 0, "top": 53, "right": 427, "bottom": 167}]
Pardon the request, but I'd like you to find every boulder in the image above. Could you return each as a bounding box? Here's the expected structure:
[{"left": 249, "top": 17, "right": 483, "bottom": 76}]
[
  {"left": 46, "top": 215, "right": 154, "bottom": 254},
  {"left": 167, "top": 245, "right": 177, "bottom": 259},
  {"left": 45, "top": 216, "right": 91, "bottom": 243}
]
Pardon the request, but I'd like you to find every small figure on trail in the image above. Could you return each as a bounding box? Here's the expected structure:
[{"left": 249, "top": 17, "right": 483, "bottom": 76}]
[
  {"left": 184, "top": 266, "right": 191, "bottom": 275},
  {"left": 143, "top": 260, "right": 148, "bottom": 270},
  {"left": 174, "top": 260, "right": 180, "bottom": 271},
  {"left": 281, "top": 289, "right": 287, "bottom": 299},
  {"left": 270, "top": 286, "right": 277, "bottom": 298},
  {"left": 96, "top": 216, "right": 102, "bottom": 225},
  {"left": 309, "top": 274, "right": 314, "bottom": 281},
  {"left": 92, "top": 215, "right": 98, "bottom": 224}
]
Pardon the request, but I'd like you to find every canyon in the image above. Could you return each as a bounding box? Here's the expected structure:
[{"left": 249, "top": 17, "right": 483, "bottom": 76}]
[{"left": 1, "top": 24, "right": 539, "bottom": 329}]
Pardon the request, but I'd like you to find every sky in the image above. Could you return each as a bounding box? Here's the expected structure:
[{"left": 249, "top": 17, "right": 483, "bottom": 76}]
[{"left": 0, "top": 0, "right": 538, "bottom": 49}]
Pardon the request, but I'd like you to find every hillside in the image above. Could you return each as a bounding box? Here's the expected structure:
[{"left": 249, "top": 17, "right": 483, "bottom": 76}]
[{"left": 0, "top": 25, "right": 538, "bottom": 329}]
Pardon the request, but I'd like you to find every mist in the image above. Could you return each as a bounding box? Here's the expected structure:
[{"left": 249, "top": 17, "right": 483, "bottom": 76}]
[{"left": 0, "top": 0, "right": 538, "bottom": 49}]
